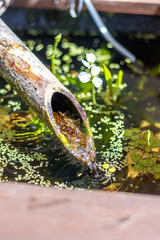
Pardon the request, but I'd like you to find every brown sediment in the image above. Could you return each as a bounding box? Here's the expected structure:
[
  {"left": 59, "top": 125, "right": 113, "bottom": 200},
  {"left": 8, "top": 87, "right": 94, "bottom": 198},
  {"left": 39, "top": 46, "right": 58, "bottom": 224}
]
[
  {"left": 53, "top": 109, "right": 95, "bottom": 164},
  {"left": 54, "top": 110, "right": 86, "bottom": 144},
  {"left": 51, "top": 92, "right": 95, "bottom": 164}
]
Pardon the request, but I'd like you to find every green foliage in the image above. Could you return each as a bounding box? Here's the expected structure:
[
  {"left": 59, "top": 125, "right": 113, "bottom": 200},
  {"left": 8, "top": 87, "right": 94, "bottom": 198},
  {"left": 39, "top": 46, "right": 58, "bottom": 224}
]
[
  {"left": 103, "top": 65, "right": 126, "bottom": 103},
  {"left": 104, "top": 65, "right": 113, "bottom": 96},
  {"left": 47, "top": 35, "right": 127, "bottom": 107},
  {"left": 51, "top": 33, "right": 62, "bottom": 75},
  {"left": 124, "top": 128, "right": 160, "bottom": 176},
  {"left": 0, "top": 138, "right": 51, "bottom": 186}
]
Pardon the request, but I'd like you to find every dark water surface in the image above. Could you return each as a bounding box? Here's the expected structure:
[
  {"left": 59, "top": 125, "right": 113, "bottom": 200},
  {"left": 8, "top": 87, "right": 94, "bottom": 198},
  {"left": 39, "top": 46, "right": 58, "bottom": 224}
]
[{"left": 0, "top": 32, "right": 160, "bottom": 194}]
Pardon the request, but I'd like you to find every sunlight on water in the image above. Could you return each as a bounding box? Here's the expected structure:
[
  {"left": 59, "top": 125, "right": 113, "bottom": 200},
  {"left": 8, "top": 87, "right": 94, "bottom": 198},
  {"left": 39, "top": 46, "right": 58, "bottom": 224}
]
[{"left": 0, "top": 33, "right": 160, "bottom": 193}]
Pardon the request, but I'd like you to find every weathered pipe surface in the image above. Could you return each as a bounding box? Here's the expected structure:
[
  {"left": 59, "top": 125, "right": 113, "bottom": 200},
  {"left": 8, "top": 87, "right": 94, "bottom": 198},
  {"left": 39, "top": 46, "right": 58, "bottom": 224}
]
[{"left": 0, "top": 19, "right": 96, "bottom": 166}]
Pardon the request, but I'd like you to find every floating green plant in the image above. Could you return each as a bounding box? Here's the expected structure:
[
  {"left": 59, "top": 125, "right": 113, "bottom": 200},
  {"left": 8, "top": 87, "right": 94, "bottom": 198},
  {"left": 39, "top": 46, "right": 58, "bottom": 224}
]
[
  {"left": 0, "top": 137, "right": 51, "bottom": 186},
  {"left": 0, "top": 30, "right": 159, "bottom": 193},
  {"left": 124, "top": 128, "right": 160, "bottom": 178},
  {"left": 82, "top": 101, "right": 126, "bottom": 179},
  {"left": 0, "top": 80, "right": 127, "bottom": 187},
  {"left": 0, "top": 84, "right": 52, "bottom": 186}
]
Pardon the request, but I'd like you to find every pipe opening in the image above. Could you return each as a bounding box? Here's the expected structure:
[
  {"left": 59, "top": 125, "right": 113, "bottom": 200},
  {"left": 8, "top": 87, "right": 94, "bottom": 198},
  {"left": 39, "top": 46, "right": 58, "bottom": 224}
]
[
  {"left": 51, "top": 92, "right": 95, "bottom": 164},
  {"left": 51, "top": 92, "right": 89, "bottom": 158},
  {"left": 51, "top": 92, "right": 83, "bottom": 124}
]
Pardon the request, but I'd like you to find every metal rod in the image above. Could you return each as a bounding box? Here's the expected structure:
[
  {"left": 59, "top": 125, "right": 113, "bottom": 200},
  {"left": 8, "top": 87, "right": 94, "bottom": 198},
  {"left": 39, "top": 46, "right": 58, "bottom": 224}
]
[
  {"left": 83, "top": 0, "right": 136, "bottom": 63},
  {"left": 0, "top": 18, "right": 96, "bottom": 166}
]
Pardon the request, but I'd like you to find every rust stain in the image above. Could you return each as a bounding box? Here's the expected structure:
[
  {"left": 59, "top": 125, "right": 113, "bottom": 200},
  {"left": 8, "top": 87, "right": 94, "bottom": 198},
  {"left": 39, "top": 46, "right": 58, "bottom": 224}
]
[
  {"left": 0, "top": 41, "right": 43, "bottom": 86},
  {"left": 12, "top": 42, "right": 27, "bottom": 52},
  {"left": 0, "top": 39, "right": 11, "bottom": 49}
]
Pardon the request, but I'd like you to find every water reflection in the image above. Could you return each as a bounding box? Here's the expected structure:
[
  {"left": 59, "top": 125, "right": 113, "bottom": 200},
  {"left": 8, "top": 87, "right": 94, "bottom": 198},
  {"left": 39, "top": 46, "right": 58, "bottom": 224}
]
[{"left": 0, "top": 33, "right": 160, "bottom": 193}]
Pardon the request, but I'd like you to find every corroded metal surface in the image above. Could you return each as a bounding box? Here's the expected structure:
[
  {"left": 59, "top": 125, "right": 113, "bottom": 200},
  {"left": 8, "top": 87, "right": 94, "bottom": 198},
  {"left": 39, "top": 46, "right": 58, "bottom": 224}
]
[{"left": 0, "top": 19, "right": 96, "bottom": 165}]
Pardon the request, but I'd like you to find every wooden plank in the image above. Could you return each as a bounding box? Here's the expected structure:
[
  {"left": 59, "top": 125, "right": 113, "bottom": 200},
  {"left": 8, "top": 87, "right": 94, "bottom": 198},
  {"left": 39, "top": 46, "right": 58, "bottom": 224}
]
[
  {"left": 10, "top": 0, "right": 69, "bottom": 9},
  {"left": 11, "top": 0, "right": 160, "bottom": 15},
  {"left": 93, "top": 0, "right": 160, "bottom": 15}
]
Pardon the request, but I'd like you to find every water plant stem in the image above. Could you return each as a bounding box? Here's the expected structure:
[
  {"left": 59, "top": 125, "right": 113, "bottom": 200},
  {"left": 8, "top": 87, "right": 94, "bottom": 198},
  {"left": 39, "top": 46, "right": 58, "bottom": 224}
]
[
  {"left": 51, "top": 33, "right": 62, "bottom": 75},
  {"left": 92, "top": 83, "right": 96, "bottom": 105}
]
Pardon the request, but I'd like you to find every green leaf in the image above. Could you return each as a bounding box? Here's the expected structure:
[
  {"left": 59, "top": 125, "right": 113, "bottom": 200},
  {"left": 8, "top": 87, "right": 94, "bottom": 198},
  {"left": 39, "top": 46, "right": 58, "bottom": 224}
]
[
  {"left": 55, "top": 33, "right": 62, "bottom": 44},
  {"left": 153, "top": 164, "right": 160, "bottom": 173},
  {"left": 142, "top": 159, "right": 154, "bottom": 167},
  {"left": 116, "top": 70, "right": 123, "bottom": 89},
  {"left": 51, "top": 33, "right": 62, "bottom": 75},
  {"left": 131, "top": 154, "right": 142, "bottom": 164},
  {"left": 134, "top": 164, "right": 144, "bottom": 171},
  {"left": 123, "top": 129, "right": 133, "bottom": 137},
  {"left": 103, "top": 65, "right": 113, "bottom": 96},
  {"left": 103, "top": 64, "right": 112, "bottom": 81}
]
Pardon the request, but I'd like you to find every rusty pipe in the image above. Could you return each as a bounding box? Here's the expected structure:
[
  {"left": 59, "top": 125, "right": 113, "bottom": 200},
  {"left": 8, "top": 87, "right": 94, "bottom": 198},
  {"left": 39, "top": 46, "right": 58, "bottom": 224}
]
[{"left": 0, "top": 18, "right": 96, "bottom": 166}]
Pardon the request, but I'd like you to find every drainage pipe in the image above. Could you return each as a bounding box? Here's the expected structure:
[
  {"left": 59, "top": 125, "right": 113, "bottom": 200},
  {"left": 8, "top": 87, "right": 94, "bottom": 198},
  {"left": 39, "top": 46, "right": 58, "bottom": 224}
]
[{"left": 0, "top": 18, "right": 96, "bottom": 166}]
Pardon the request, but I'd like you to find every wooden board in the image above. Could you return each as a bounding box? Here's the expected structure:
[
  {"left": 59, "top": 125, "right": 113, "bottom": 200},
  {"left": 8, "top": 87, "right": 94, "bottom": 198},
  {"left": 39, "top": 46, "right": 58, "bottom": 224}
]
[
  {"left": 11, "top": 0, "right": 160, "bottom": 15},
  {"left": 93, "top": 0, "right": 160, "bottom": 15}
]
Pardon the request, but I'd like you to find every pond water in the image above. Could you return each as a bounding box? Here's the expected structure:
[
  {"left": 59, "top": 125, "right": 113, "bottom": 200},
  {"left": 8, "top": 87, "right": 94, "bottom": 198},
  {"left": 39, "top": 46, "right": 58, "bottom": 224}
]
[{"left": 0, "top": 30, "right": 160, "bottom": 194}]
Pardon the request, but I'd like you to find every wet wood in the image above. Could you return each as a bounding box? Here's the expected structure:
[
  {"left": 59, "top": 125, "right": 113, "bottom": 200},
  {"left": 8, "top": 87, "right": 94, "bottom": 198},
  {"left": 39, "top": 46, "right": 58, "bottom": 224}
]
[{"left": 11, "top": 0, "right": 160, "bottom": 15}]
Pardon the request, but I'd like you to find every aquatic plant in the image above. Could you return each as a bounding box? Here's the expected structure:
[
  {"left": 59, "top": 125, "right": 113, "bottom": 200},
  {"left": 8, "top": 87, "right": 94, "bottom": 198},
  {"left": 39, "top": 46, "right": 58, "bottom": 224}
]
[
  {"left": 78, "top": 53, "right": 103, "bottom": 105},
  {"left": 103, "top": 65, "right": 126, "bottom": 104},
  {"left": 77, "top": 52, "right": 126, "bottom": 105},
  {"left": 1, "top": 30, "right": 159, "bottom": 193},
  {"left": 51, "top": 33, "right": 62, "bottom": 75},
  {"left": 0, "top": 75, "right": 127, "bottom": 188},
  {"left": 124, "top": 128, "right": 160, "bottom": 176}
]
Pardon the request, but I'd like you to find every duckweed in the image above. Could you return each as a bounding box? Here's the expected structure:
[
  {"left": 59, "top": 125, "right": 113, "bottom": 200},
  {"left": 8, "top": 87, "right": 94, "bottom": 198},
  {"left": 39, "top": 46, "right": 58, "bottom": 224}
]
[
  {"left": 102, "top": 163, "right": 109, "bottom": 169},
  {"left": 124, "top": 128, "right": 160, "bottom": 177},
  {"left": 131, "top": 154, "right": 142, "bottom": 163},
  {"left": 0, "top": 138, "right": 51, "bottom": 186},
  {"left": 153, "top": 164, "right": 160, "bottom": 173},
  {"left": 0, "top": 32, "right": 159, "bottom": 193}
]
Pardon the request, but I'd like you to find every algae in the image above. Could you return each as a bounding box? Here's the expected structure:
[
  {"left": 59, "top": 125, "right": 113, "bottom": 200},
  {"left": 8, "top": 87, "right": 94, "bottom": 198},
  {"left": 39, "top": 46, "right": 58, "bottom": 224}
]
[{"left": 0, "top": 32, "right": 160, "bottom": 193}]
